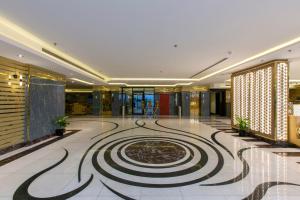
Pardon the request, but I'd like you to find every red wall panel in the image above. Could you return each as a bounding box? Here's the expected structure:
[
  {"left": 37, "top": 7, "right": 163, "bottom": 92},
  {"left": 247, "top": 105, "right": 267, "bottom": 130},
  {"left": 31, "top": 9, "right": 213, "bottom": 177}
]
[{"left": 159, "top": 94, "right": 169, "bottom": 115}]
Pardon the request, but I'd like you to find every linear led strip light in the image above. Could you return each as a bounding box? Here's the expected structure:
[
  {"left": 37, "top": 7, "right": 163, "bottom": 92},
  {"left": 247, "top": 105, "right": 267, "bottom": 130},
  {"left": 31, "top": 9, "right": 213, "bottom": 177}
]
[
  {"left": 108, "top": 82, "right": 193, "bottom": 87},
  {"left": 69, "top": 78, "right": 94, "bottom": 85},
  {"left": 289, "top": 80, "right": 300, "bottom": 83},
  {"left": 0, "top": 16, "right": 108, "bottom": 82},
  {"left": 110, "top": 78, "right": 197, "bottom": 82},
  {"left": 65, "top": 89, "right": 93, "bottom": 93}
]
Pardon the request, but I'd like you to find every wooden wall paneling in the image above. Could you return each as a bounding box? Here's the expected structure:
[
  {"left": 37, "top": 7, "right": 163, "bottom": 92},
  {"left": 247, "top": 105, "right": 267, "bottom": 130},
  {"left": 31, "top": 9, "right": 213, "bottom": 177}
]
[{"left": 0, "top": 56, "right": 28, "bottom": 149}]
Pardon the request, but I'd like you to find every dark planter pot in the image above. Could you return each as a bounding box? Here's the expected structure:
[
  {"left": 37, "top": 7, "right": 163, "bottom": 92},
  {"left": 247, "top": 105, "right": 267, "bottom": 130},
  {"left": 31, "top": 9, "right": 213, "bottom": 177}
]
[
  {"left": 239, "top": 130, "right": 247, "bottom": 137},
  {"left": 55, "top": 128, "right": 65, "bottom": 137}
]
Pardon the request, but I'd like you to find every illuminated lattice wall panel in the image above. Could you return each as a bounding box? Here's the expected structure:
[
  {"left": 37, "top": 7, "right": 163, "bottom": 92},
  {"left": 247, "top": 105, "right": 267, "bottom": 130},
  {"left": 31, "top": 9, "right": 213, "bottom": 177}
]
[
  {"left": 232, "top": 60, "right": 289, "bottom": 142},
  {"left": 249, "top": 72, "right": 255, "bottom": 130},
  {"left": 276, "top": 63, "right": 288, "bottom": 141},
  {"left": 254, "top": 71, "right": 260, "bottom": 132}
]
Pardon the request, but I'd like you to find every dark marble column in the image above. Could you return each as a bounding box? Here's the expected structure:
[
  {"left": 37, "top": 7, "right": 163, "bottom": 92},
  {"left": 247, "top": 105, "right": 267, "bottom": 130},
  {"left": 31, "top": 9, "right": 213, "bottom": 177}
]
[
  {"left": 29, "top": 77, "right": 65, "bottom": 141},
  {"left": 111, "top": 91, "right": 121, "bottom": 116},
  {"left": 154, "top": 93, "right": 160, "bottom": 115},
  {"left": 92, "top": 91, "right": 101, "bottom": 116},
  {"left": 181, "top": 92, "right": 190, "bottom": 117},
  {"left": 175, "top": 92, "right": 182, "bottom": 115},
  {"left": 169, "top": 93, "right": 176, "bottom": 115},
  {"left": 200, "top": 91, "right": 210, "bottom": 116}
]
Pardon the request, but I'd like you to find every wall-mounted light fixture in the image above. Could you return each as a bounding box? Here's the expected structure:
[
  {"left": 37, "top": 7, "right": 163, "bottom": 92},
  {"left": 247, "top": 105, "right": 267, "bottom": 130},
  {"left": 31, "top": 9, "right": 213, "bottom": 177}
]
[
  {"left": 8, "top": 74, "right": 11, "bottom": 86},
  {"left": 7, "top": 70, "right": 25, "bottom": 86},
  {"left": 19, "top": 74, "right": 23, "bottom": 86}
]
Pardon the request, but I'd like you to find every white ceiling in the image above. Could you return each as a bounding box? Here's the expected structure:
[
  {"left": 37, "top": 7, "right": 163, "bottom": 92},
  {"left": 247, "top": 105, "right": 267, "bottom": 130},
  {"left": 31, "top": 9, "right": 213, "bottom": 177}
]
[{"left": 1, "top": 0, "right": 300, "bottom": 85}]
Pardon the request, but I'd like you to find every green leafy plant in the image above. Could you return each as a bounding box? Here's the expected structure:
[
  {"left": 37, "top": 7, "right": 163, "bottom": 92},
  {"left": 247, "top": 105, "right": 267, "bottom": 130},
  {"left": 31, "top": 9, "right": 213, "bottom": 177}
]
[
  {"left": 236, "top": 116, "right": 249, "bottom": 131},
  {"left": 54, "top": 116, "right": 69, "bottom": 129}
]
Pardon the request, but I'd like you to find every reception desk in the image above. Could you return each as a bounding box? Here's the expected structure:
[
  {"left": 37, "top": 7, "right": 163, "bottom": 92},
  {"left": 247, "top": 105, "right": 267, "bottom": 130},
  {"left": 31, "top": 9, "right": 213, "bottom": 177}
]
[{"left": 288, "top": 115, "right": 300, "bottom": 147}]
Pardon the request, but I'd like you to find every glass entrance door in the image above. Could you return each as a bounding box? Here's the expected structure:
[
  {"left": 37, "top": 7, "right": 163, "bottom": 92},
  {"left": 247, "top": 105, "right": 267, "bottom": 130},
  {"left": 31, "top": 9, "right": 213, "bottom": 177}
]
[{"left": 133, "top": 92, "right": 144, "bottom": 115}]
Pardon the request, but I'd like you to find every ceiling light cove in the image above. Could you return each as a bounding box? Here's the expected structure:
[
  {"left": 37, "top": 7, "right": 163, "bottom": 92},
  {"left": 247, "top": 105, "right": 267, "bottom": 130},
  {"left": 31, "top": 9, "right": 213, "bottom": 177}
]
[
  {"left": 197, "top": 36, "right": 300, "bottom": 81},
  {"left": 69, "top": 78, "right": 94, "bottom": 85},
  {"left": 0, "top": 16, "right": 108, "bottom": 82},
  {"left": 110, "top": 78, "right": 197, "bottom": 81},
  {"left": 108, "top": 82, "right": 193, "bottom": 87},
  {"left": 65, "top": 89, "right": 93, "bottom": 93},
  {"left": 290, "top": 80, "right": 300, "bottom": 83}
]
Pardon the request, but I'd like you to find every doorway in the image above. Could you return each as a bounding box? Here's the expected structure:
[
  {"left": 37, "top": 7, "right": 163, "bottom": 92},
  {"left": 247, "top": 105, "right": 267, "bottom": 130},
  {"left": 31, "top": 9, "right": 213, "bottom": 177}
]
[
  {"left": 210, "top": 90, "right": 226, "bottom": 116},
  {"left": 122, "top": 87, "right": 155, "bottom": 115}
]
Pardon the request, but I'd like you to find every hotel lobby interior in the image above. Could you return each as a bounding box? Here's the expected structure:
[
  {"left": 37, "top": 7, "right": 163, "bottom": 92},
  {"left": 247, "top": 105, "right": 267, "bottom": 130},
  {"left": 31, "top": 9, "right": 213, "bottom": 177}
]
[{"left": 2, "top": 1, "right": 300, "bottom": 199}]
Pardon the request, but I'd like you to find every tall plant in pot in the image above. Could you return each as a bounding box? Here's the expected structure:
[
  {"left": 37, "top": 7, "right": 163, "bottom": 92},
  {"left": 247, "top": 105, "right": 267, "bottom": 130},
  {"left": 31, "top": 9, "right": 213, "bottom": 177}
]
[
  {"left": 54, "top": 116, "right": 69, "bottom": 136},
  {"left": 236, "top": 116, "right": 249, "bottom": 137}
]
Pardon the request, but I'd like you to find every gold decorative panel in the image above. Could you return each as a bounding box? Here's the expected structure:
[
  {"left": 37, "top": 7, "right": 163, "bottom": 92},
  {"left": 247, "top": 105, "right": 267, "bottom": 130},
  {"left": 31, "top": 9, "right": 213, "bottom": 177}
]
[
  {"left": 0, "top": 57, "right": 28, "bottom": 149},
  {"left": 29, "top": 66, "right": 65, "bottom": 82},
  {"left": 232, "top": 60, "right": 289, "bottom": 141}
]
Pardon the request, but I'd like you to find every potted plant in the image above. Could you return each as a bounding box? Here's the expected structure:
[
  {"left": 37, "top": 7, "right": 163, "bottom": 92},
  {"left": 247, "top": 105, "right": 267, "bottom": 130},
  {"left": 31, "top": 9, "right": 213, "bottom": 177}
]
[
  {"left": 54, "top": 116, "right": 69, "bottom": 136},
  {"left": 236, "top": 116, "right": 249, "bottom": 137}
]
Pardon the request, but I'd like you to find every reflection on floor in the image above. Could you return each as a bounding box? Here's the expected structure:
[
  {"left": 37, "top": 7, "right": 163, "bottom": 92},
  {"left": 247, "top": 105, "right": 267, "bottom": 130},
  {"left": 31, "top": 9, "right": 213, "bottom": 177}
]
[{"left": 1, "top": 117, "right": 300, "bottom": 200}]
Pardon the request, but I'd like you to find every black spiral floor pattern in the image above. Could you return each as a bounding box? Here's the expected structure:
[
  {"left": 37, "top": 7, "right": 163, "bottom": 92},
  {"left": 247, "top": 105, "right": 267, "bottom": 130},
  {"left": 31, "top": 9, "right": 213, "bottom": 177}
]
[{"left": 11, "top": 119, "right": 300, "bottom": 200}]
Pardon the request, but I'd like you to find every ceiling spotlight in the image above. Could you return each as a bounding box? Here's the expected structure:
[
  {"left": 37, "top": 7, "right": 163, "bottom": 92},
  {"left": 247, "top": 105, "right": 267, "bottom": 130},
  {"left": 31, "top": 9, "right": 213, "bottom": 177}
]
[
  {"left": 18, "top": 54, "right": 23, "bottom": 58},
  {"left": 173, "top": 44, "right": 178, "bottom": 48},
  {"left": 288, "top": 49, "right": 292, "bottom": 53}
]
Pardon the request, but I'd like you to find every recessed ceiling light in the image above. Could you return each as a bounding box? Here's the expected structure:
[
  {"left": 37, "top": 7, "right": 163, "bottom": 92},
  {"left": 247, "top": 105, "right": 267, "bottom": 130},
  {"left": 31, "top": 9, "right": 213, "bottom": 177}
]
[
  {"left": 173, "top": 44, "right": 178, "bottom": 48},
  {"left": 288, "top": 49, "right": 292, "bottom": 53},
  {"left": 17, "top": 54, "right": 23, "bottom": 58}
]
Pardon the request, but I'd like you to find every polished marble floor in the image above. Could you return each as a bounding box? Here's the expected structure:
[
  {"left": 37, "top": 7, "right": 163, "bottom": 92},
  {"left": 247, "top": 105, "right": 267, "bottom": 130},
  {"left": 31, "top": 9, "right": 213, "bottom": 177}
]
[{"left": 1, "top": 117, "right": 300, "bottom": 200}]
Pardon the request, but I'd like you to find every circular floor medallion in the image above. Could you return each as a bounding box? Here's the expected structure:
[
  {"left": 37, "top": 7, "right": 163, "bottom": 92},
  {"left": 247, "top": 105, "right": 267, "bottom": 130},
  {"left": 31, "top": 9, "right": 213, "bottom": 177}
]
[{"left": 125, "top": 140, "right": 186, "bottom": 164}]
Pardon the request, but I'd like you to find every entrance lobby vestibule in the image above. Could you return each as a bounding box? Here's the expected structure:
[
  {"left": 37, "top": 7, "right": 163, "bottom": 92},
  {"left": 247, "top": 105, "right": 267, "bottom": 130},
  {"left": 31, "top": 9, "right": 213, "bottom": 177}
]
[
  {"left": 122, "top": 87, "right": 155, "bottom": 115},
  {"left": 120, "top": 87, "right": 217, "bottom": 117}
]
